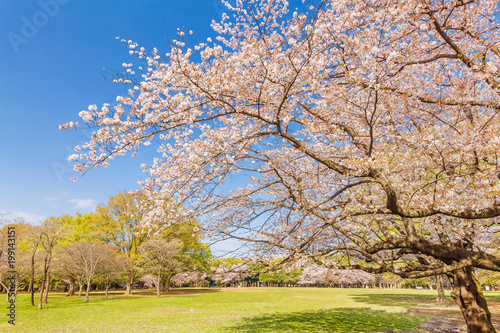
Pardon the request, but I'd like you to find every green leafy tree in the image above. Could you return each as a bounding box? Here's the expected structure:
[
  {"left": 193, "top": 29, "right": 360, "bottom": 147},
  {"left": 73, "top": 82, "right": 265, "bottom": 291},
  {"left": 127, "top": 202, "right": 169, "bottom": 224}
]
[
  {"left": 58, "top": 213, "right": 105, "bottom": 244},
  {"left": 259, "top": 269, "right": 301, "bottom": 286},
  {"left": 159, "top": 221, "right": 212, "bottom": 275},
  {"left": 95, "top": 192, "right": 148, "bottom": 296}
]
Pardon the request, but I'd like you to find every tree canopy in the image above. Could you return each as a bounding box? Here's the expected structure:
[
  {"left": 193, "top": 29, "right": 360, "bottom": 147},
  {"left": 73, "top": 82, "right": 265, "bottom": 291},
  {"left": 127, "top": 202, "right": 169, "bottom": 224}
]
[{"left": 65, "top": 0, "right": 500, "bottom": 331}]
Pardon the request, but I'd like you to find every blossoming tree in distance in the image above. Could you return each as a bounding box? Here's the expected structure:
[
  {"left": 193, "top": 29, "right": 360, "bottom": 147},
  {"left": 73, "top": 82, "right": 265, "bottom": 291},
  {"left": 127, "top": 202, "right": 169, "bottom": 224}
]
[
  {"left": 212, "top": 263, "right": 251, "bottom": 286},
  {"left": 298, "top": 263, "right": 375, "bottom": 287},
  {"left": 63, "top": 0, "right": 500, "bottom": 331}
]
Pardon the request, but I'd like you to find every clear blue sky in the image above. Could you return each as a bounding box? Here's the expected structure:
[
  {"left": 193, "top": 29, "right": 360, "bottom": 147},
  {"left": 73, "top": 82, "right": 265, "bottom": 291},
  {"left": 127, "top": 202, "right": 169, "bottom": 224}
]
[{"left": 0, "top": 0, "right": 237, "bottom": 223}]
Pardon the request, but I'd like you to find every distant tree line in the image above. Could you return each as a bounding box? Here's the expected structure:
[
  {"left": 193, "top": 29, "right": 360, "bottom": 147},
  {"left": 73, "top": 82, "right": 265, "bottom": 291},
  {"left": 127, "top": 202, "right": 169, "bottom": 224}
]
[
  {"left": 0, "top": 193, "right": 211, "bottom": 307},
  {"left": 1, "top": 204, "right": 498, "bottom": 309}
]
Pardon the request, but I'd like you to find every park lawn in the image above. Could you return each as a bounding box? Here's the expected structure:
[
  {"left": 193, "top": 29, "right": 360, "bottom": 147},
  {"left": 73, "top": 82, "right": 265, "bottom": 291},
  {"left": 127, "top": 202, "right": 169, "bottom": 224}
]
[{"left": 0, "top": 287, "right": 479, "bottom": 333}]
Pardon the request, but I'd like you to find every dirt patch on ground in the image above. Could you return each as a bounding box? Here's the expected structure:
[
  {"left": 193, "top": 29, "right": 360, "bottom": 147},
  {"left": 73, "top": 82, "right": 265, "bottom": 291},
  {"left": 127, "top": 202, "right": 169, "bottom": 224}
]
[
  {"left": 407, "top": 301, "right": 500, "bottom": 332},
  {"left": 0, "top": 322, "right": 23, "bottom": 327}
]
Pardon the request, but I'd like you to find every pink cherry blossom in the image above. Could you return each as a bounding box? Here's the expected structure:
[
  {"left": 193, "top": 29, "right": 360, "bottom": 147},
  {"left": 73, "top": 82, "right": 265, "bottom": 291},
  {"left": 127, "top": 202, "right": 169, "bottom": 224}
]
[{"left": 65, "top": 1, "right": 500, "bottom": 330}]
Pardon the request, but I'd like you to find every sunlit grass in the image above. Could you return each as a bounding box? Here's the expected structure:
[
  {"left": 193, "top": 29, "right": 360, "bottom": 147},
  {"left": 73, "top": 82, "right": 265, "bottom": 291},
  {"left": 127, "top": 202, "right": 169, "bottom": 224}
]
[{"left": 0, "top": 287, "right": 476, "bottom": 332}]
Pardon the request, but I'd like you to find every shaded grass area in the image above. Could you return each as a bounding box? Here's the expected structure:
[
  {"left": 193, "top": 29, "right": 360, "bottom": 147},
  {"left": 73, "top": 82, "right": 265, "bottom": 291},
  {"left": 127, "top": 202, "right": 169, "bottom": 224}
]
[
  {"left": 352, "top": 291, "right": 441, "bottom": 308},
  {"left": 353, "top": 289, "right": 500, "bottom": 308},
  {"left": 227, "top": 307, "right": 424, "bottom": 333},
  {"left": 0, "top": 288, "right": 436, "bottom": 332}
]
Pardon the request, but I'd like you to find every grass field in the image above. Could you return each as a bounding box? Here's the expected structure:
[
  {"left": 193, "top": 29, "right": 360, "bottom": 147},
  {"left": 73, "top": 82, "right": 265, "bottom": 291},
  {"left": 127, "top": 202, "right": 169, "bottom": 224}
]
[{"left": 1, "top": 288, "right": 498, "bottom": 332}]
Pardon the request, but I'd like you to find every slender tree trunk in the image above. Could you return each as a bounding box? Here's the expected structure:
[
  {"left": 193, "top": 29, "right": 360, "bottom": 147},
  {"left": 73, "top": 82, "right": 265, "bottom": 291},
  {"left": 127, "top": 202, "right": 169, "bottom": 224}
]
[
  {"left": 38, "top": 246, "right": 53, "bottom": 309},
  {"left": 66, "top": 277, "right": 75, "bottom": 296},
  {"left": 30, "top": 255, "right": 36, "bottom": 306},
  {"left": 78, "top": 283, "right": 83, "bottom": 298},
  {"left": 43, "top": 273, "right": 50, "bottom": 304},
  {"left": 436, "top": 275, "right": 447, "bottom": 302},
  {"left": 38, "top": 273, "right": 46, "bottom": 309},
  {"left": 157, "top": 272, "right": 162, "bottom": 298},
  {"left": 30, "top": 282, "right": 35, "bottom": 306},
  {"left": 85, "top": 278, "right": 91, "bottom": 302},
  {"left": 105, "top": 283, "right": 110, "bottom": 300},
  {"left": 448, "top": 267, "right": 496, "bottom": 333}
]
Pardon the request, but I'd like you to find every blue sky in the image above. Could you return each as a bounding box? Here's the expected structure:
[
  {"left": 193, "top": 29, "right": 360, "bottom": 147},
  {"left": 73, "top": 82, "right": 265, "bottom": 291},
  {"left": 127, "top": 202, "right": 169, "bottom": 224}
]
[
  {"left": 0, "top": 0, "right": 233, "bottom": 223},
  {"left": 1, "top": 0, "right": 308, "bottom": 257}
]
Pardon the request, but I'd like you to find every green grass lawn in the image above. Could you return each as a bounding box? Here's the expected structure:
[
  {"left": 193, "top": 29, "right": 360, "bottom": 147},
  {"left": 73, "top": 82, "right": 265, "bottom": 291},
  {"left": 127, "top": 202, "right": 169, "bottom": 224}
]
[{"left": 0, "top": 287, "right": 490, "bottom": 333}]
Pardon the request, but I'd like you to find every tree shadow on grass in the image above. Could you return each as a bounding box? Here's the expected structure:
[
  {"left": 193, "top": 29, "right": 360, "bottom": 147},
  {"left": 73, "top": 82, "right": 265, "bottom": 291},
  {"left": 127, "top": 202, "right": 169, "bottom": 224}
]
[
  {"left": 352, "top": 293, "right": 441, "bottom": 308},
  {"left": 226, "top": 308, "right": 427, "bottom": 333}
]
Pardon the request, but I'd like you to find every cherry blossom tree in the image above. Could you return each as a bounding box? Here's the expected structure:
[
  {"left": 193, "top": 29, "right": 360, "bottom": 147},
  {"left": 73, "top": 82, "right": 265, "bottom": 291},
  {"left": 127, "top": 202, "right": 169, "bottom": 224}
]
[
  {"left": 171, "top": 271, "right": 208, "bottom": 287},
  {"left": 139, "top": 274, "right": 156, "bottom": 289},
  {"left": 298, "top": 263, "right": 374, "bottom": 287},
  {"left": 65, "top": 0, "right": 500, "bottom": 331},
  {"left": 335, "top": 269, "right": 375, "bottom": 287},
  {"left": 297, "top": 264, "right": 330, "bottom": 286},
  {"left": 170, "top": 272, "right": 192, "bottom": 287},
  {"left": 211, "top": 263, "right": 251, "bottom": 286}
]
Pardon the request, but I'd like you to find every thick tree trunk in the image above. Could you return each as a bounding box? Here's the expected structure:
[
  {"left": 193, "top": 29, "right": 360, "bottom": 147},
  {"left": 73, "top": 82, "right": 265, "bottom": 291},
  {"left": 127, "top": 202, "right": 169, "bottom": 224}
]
[
  {"left": 165, "top": 275, "right": 171, "bottom": 293},
  {"left": 448, "top": 267, "right": 496, "bottom": 333},
  {"left": 66, "top": 277, "right": 75, "bottom": 296},
  {"left": 124, "top": 273, "right": 135, "bottom": 296},
  {"left": 436, "top": 275, "right": 447, "bottom": 302},
  {"left": 105, "top": 284, "right": 109, "bottom": 300}
]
